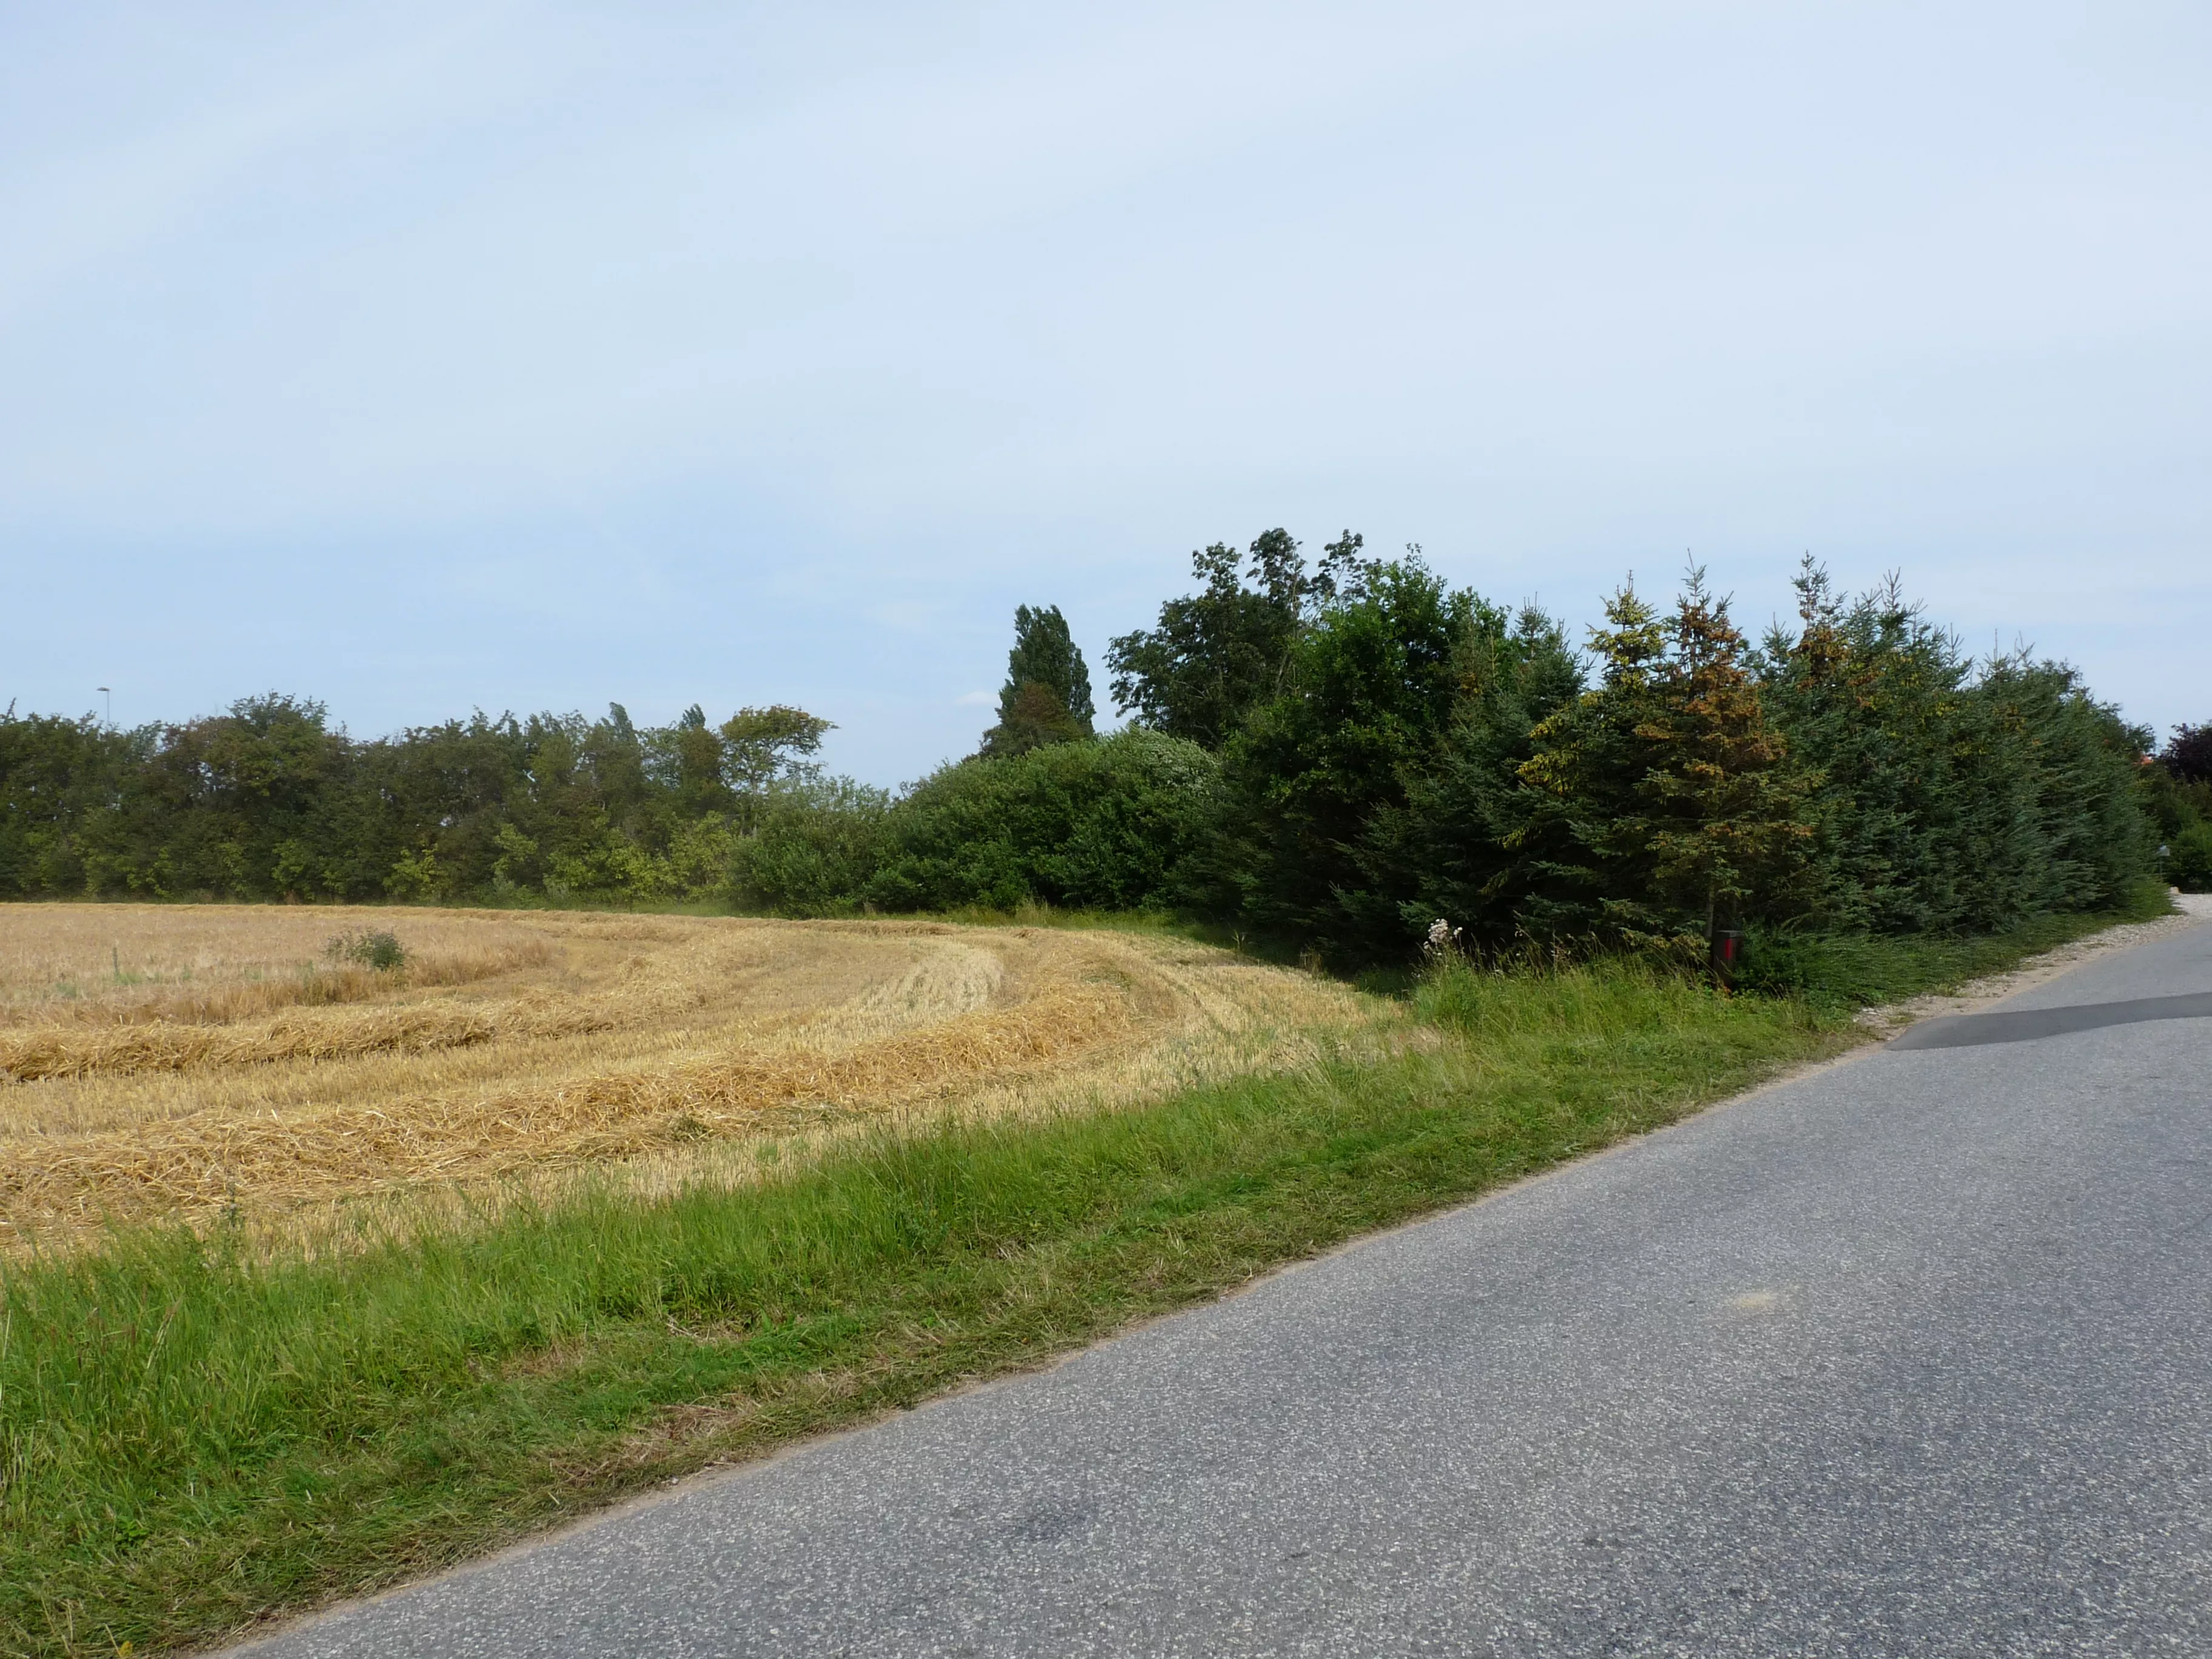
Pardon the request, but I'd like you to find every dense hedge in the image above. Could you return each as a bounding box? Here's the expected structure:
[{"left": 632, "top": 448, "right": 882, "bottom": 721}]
[{"left": 722, "top": 732, "right": 1219, "bottom": 916}]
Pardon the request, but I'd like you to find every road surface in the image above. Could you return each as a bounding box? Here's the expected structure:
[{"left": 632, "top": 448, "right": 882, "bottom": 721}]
[{"left": 237, "top": 915, "right": 2212, "bottom": 1657}]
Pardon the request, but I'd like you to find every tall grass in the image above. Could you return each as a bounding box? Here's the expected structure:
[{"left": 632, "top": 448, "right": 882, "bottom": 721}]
[
  {"left": 1412, "top": 951, "right": 1724, "bottom": 1042},
  {"left": 1738, "top": 877, "right": 2173, "bottom": 1008}
]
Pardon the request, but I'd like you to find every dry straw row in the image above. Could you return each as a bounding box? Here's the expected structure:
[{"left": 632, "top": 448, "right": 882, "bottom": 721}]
[
  {"left": 0, "top": 981, "right": 1136, "bottom": 1232},
  {"left": 6, "top": 937, "right": 555, "bottom": 1031},
  {"left": 0, "top": 994, "right": 622, "bottom": 1084}
]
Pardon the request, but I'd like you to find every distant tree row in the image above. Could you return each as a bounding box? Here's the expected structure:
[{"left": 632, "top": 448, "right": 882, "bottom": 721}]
[
  {"left": 3, "top": 535, "right": 2196, "bottom": 959},
  {"left": 0, "top": 699, "right": 833, "bottom": 906}
]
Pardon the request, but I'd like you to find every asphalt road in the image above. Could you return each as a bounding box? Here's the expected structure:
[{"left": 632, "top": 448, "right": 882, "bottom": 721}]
[{"left": 238, "top": 917, "right": 2212, "bottom": 1658}]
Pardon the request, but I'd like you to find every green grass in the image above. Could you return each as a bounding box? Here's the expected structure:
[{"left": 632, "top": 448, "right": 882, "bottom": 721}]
[
  {"left": 1738, "top": 878, "right": 2174, "bottom": 1010},
  {"left": 0, "top": 891, "right": 2168, "bottom": 1657}
]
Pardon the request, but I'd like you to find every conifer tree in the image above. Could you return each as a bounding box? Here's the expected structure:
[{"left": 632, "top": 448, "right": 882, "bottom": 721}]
[
  {"left": 1510, "top": 579, "right": 1674, "bottom": 939},
  {"left": 1222, "top": 553, "right": 1470, "bottom": 956},
  {"left": 1755, "top": 560, "right": 1967, "bottom": 931},
  {"left": 1511, "top": 570, "right": 1811, "bottom": 944},
  {"left": 1373, "top": 603, "right": 1584, "bottom": 943},
  {"left": 1638, "top": 568, "right": 1814, "bottom": 940}
]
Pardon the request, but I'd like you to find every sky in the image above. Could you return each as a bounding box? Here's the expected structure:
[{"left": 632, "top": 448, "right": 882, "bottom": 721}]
[{"left": 3, "top": 0, "right": 2207, "bottom": 785}]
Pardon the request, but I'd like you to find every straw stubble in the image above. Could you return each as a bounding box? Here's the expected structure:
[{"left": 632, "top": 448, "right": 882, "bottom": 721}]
[{"left": 0, "top": 905, "right": 1378, "bottom": 1243}]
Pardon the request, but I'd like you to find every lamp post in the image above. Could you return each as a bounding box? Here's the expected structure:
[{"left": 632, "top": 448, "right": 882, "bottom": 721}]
[{"left": 97, "top": 686, "right": 110, "bottom": 727}]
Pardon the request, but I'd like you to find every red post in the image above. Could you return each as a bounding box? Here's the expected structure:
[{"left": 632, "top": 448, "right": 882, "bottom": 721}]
[{"left": 1711, "top": 928, "right": 1742, "bottom": 990}]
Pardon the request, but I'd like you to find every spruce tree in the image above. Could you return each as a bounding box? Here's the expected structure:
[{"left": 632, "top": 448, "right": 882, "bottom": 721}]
[
  {"left": 1638, "top": 568, "right": 1814, "bottom": 941},
  {"left": 1757, "top": 561, "right": 1968, "bottom": 931},
  {"left": 1223, "top": 554, "right": 1472, "bottom": 957},
  {"left": 1511, "top": 570, "right": 1812, "bottom": 945},
  {"left": 1374, "top": 603, "right": 1584, "bottom": 944},
  {"left": 1510, "top": 580, "right": 1674, "bottom": 939}
]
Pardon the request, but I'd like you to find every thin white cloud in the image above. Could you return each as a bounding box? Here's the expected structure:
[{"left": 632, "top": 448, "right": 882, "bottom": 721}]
[{"left": 0, "top": 0, "right": 2206, "bottom": 779}]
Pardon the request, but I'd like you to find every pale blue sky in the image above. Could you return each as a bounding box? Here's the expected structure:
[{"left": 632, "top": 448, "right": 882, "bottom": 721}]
[{"left": 4, "top": 1, "right": 2207, "bottom": 782}]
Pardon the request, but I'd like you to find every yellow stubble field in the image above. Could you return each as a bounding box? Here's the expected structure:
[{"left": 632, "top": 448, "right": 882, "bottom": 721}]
[{"left": 0, "top": 903, "right": 1389, "bottom": 1250}]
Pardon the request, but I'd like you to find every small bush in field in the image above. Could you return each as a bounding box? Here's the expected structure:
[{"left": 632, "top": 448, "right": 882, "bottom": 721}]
[{"left": 326, "top": 930, "right": 406, "bottom": 971}]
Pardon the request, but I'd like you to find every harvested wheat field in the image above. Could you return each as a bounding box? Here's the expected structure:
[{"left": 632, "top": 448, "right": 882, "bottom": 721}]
[{"left": 0, "top": 903, "right": 1391, "bottom": 1247}]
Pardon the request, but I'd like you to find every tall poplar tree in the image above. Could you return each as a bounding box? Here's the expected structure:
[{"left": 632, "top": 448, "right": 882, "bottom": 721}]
[{"left": 982, "top": 604, "right": 1094, "bottom": 757}]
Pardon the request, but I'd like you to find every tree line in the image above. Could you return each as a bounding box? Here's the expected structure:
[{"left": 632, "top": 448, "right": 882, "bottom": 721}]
[{"left": 4, "top": 534, "right": 2204, "bottom": 962}]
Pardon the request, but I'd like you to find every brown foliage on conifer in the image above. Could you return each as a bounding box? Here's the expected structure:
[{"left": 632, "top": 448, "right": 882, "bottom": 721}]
[
  {"left": 1638, "top": 568, "right": 1815, "bottom": 937},
  {"left": 1512, "top": 568, "right": 1813, "bottom": 945}
]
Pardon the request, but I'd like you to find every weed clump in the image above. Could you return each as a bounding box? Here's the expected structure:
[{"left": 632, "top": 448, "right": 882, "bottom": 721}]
[{"left": 325, "top": 930, "right": 406, "bottom": 972}]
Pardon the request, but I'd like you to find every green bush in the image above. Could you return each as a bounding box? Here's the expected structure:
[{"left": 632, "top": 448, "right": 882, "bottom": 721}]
[
  {"left": 726, "top": 780, "right": 893, "bottom": 916},
  {"left": 2169, "top": 820, "right": 2212, "bottom": 893},
  {"left": 865, "top": 729, "right": 1221, "bottom": 913},
  {"left": 325, "top": 929, "right": 405, "bottom": 971}
]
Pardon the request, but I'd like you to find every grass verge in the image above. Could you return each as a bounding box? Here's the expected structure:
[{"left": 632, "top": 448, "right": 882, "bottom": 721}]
[
  {"left": 1738, "top": 878, "right": 2175, "bottom": 1010},
  {"left": 0, "top": 893, "right": 2168, "bottom": 1656}
]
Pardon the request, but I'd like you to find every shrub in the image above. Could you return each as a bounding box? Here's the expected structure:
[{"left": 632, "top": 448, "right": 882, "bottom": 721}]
[
  {"left": 726, "top": 780, "right": 893, "bottom": 916},
  {"left": 866, "top": 730, "right": 1221, "bottom": 913},
  {"left": 325, "top": 930, "right": 405, "bottom": 971},
  {"left": 2169, "top": 820, "right": 2212, "bottom": 893}
]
